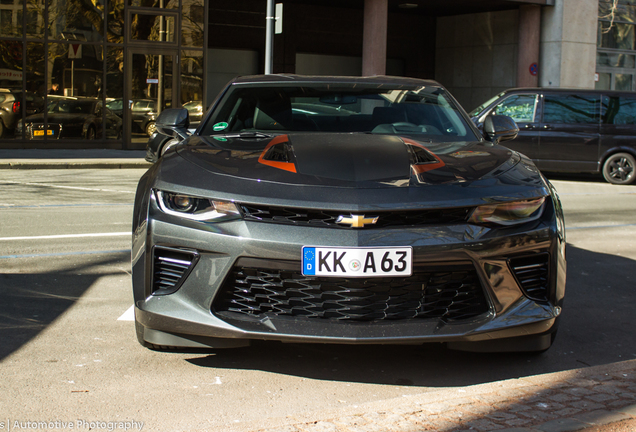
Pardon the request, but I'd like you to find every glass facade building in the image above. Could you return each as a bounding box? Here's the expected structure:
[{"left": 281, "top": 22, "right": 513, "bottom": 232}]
[{"left": 0, "top": 0, "right": 204, "bottom": 147}]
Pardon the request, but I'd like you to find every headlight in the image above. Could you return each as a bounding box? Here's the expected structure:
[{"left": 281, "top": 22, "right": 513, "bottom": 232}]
[
  {"left": 156, "top": 190, "right": 240, "bottom": 221},
  {"left": 468, "top": 197, "right": 545, "bottom": 226}
]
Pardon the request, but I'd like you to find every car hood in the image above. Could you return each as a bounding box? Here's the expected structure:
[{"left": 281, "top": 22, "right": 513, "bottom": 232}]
[{"left": 175, "top": 133, "right": 521, "bottom": 188}]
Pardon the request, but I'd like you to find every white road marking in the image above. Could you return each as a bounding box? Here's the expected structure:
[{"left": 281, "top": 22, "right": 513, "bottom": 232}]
[
  {"left": 0, "top": 232, "right": 130, "bottom": 241},
  {"left": 0, "top": 180, "right": 136, "bottom": 194},
  {"left": 118, "top": 305, "right": 135, "bottom": 321}
]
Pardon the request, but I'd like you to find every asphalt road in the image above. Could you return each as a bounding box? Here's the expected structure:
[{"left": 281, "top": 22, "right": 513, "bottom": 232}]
[{"left": 0, "top": 169, "right": 635, "bottom": 431}]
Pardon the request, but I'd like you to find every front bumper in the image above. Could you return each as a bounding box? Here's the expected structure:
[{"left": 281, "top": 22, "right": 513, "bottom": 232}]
[{"left": 132, "top": 189, "right": 566, "bottom": 350}]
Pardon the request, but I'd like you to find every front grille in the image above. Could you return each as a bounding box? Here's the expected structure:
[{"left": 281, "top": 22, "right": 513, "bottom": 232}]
[
  {"left": 509, "top": 253, "right": 550, "bottom": 302},
  {"left": 213, "top": 264, "right": 489, "bottom": 321},
  {"left": 239, "top": 205, "right": 471, "bottom": 229},
  {"left": 151, "top": 246, "right": 199, "bottom": 295}
]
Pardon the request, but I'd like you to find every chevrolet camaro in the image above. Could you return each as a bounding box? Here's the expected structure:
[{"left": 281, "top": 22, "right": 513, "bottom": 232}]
[{"left": 132, "top": 75, "right": 566, "bottom": 353}]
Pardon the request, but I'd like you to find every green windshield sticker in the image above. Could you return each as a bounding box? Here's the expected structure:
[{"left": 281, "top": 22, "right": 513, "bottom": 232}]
[
  {"left": 213, "top": 122, "right": 228, "bottom": 131},
  {"left": 212, "top": 136, "right": 228, "bottom": 142}
]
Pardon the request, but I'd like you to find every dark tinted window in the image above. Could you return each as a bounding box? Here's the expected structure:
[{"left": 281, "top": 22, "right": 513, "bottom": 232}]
[
  {"left": 543, "top": 94, "right": 600, "bottom": 124},
  {"left": 602, "top": 95, "right": 636, "bottom": 124}
]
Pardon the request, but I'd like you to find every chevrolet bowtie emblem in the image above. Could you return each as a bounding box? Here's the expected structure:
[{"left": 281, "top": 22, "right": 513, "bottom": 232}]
[{"left": 336, "top": 214, "right": 379, "bottom": 228}]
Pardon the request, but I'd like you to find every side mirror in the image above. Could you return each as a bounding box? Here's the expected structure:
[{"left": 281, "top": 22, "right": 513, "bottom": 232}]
[
  {"left": 483, "top": 115, "right": 518, "bottom": 143},
  {"left": 156, "top": 108, "right": 190, "bottom": 140}
]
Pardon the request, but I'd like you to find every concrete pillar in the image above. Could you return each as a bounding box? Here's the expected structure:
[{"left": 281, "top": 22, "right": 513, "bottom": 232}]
[
  {"left": 362, "top": 0, "right": 388, "bottom": 76},
  {"left": 540, "top": 0, "right": 598, "bottom": 88},
  {"left": 517, "top": 5, "right": 541, "bottom": 87}
]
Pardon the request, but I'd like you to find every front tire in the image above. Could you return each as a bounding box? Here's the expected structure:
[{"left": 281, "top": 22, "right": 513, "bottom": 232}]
[
  {"left": 603, "top": 152, "right": 636, "bottom": 185},
  {"left": 86, "top": 126, "right": 96, "bottom": 140}
]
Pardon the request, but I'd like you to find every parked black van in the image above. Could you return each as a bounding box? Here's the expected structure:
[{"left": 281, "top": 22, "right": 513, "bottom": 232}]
[{"left": 469, "top": 88, "right": 636, "bottom": 185}]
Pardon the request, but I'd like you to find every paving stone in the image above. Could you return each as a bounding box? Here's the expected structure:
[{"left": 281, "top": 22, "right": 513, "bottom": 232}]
[
  {"left": 535, "top": 417, "right": 588, "bottom": 432},
  {"left": 595, "top": 384, "right": 625, "bottom": 394},
  {"left": 573, "top": 409, "right": 631, "bottom": 425},
  {"left": 553, "top": 408, "right": 582, "bottom": 417},
  {"left": 502, "top": 418, "right": 533, "bottom": 427},
  {"left": 567, "top": 379, "right": 600, "bottom": 387},
  {"left": 547, "top": 393, "right": 581, "bottom": 403},
  {"left": 332, "top": 416, "right": 369, "bottom": 428},
  {"left": 517, "top": 410, "right": 559, "bottom": 421},
  {"left": 569, "top": 400, "right": 605, "bottom": 410},
  {"left": 486, "top": 412, "right": 521, "bottom": 422},
  {"left": 505, "top": 403, "right": 534, "bottom": 413},
  {"left": 461, "top": 418, "right": 506, "bottom": 430},
  {"left": 564, "top": 387, "right": 596, "bottom": 397},
  {"left": 586, "top": 392, "right": 619, "bottom": 402}
]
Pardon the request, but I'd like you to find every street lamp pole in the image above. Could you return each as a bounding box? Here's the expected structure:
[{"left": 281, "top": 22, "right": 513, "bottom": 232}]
[{"left": 265, "top": 0, "right": 275, "bottom": 74}]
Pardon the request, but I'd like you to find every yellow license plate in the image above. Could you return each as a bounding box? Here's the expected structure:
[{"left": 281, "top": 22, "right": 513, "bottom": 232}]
[{"left": 34, "top": 130, "right": 54, "bottom": 136}]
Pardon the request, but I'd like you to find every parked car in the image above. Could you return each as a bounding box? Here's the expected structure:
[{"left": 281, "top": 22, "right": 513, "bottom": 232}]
[
  {"left": 182, "top": 100, "right": 203, "bottom": 126},
  {"left": 470, "top": 88, "right": 636, "bottom": 185},
  {"left": 105, "top": 98, "right": 158, "bottom": 136},
  {"left": 16, "top": 97, "right": 122, "bottom": 139},
  {"left": 0, "top": 89, "right": 44, "bottom": 138},
  {"left": 132, "top": 75, "right": 566, "bottom": 354}
]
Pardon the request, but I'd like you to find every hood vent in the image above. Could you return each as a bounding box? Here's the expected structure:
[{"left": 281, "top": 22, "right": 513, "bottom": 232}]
[
  {"left": 258, "top": 135, "right": 297, "bottom": 173},
  {"left": 151, "top": 246, "right": 199, "bottom": 295},
  {"left": 407, "top": 144, "right": 438, "bottom": 164}
]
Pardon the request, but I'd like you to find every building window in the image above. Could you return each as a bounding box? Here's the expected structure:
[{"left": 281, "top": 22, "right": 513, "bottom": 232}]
[{"left": 597, "top": 0, "right": 636, "bottom": 90}]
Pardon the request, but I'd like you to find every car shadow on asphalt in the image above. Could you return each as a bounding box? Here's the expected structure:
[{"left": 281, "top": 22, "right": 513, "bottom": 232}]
[
  {"left": 186, "top": 244, "right": 636, "bottom": 389},
  {"left": 0, "top": 252, "right": 129, "bottom": 362}
]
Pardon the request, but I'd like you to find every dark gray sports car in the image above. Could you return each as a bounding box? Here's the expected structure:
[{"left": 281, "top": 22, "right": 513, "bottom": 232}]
[{"left": 132, "top": 75, "right": 566, "bottom": 353}]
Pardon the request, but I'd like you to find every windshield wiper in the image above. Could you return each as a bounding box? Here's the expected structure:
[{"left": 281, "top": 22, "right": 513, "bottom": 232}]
[{"left": 218, "top": 131, "right": 275, "bottom": 139}]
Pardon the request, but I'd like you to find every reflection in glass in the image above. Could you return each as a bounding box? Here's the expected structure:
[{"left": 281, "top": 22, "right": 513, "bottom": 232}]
[
  {"left": 598, "top": 22, "right": 635, "bottom": 50},
  {"left": 107, "top": 0, "right": 124, "bottom": 44},
  {"left": 181, "top": 0, "right": 203, "bottom": 47},
  {"left": 131, "top": 53, "right": 173, "bottom": 137},
  {"left": 599, "top": 1, "right": 636, "bottom": 24},
  {"left": 47, "top": 0, "right": 104, "bottom": 41},
  {"left": 131, "top": 13, "right": 176, "bottom": 42},
  {"left": 493, "top": 95, "right": 537, "bottom": 123},
  {"left": 616, "top": 73, "right": 634, "bottom": 90},
  {"left": 48, "top": 43, "right": 104, "bottom": 98},
  {"left": 597, "top": 51, "right": 636, "bottom": 68},
  {"left": 544, "top": 95, "right": 600, "bottom": 124},
  {"left": 181, "top": 50, "right": 203, "bottom": 126},
  {"left": 1, "top": 0, "right": 23, "bottom": 37},
  {"left": 128, "top": 0, "right": 177, "bottom": 8},
  {"left": 595, "top": 72, "right": 612, "bottom": 90}
]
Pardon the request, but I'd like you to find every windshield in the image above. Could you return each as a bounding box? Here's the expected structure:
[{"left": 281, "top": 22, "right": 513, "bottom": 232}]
[{"left": 202, "top": 84, "right": 479, "bottom": 142}]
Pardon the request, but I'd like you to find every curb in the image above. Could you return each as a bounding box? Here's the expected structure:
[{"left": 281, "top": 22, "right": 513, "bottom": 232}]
[{"left": 0, "top": 159, "right": 152, "bottom": 169}]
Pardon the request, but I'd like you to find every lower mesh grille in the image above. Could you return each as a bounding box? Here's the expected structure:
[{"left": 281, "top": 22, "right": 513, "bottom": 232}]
[
  {"left": 152, "top": 247, "right": 199, "bottom": 295},
  {"left": 213, "top": 265, "right": 489, "bottom": 321},
  {"left": 509, "top": 253, "right": 550, "bottom": 302}
]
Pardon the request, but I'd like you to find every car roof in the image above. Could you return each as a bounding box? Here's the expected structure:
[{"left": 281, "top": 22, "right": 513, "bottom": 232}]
[
  {"left": 501, "top": 87, "right": 636, "bottom": 97},
  {"left": 229, "top": 74, "right": 442, "bottom": 88}
]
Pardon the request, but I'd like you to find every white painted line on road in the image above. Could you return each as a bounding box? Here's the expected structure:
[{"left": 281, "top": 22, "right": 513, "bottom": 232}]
[
  {"left": 0, "top": 232, "right": 130, "bottom": 241},
  {"left": 0, "top": 180, "right": 136, "bottom": 194},
  {"left": 118, "top": 305, "right": 135, "bottom": 321},
  {"left": 566, "top": 223, "right": 636, "bottom": 231},
  {"left": 0, "top": 249, "right": 130, "bottom": 259}
]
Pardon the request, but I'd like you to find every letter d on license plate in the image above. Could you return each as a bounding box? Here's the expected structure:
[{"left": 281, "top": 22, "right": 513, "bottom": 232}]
[{"left": 302, "top": 246, "right": 412, "bottom": 277}]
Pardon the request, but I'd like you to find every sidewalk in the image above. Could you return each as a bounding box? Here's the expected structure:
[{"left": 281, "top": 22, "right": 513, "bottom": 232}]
[
  {"left": 226, "top": 360, "right": 636, "bottom": 432},
  {"left": 0, "top": 149, "right": 152, "bottom": 169}
]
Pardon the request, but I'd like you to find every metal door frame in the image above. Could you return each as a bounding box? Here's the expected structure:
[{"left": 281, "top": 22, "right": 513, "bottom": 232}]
[{"left": 123, "top": 47, "right": 179, "bottom": 148}]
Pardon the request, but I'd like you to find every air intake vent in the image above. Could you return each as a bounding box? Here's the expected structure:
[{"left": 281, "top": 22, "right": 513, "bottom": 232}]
[
  {"left": 151, "top": 246, "right": 199, "bottom": 295},
  {"left": 262, "top": 142, "right": 293, "bottom": 162},
  {"left": 509, "top": 253, "right": 550, "bottom": 302}
]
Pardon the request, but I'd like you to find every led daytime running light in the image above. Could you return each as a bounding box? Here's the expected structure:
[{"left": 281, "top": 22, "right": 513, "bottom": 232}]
[{"left": 156, "top": 190, "right": 240, "bottom": 221}]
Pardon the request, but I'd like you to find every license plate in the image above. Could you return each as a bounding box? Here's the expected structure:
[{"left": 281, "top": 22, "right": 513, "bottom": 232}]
[
  {"left": 302, "top": 246, "right": 412, "bottom": 277},
  {"left": 34, "top": 130, "right": 54, "bottom": 136}
]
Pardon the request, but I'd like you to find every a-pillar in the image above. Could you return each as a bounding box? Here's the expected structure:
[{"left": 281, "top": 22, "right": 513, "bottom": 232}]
[
  {"left": 362, "top": 0, "right": 388, "bottom": 76},
  {"left": 517, "top": 4, "right": 541, "bottom": 87}
]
